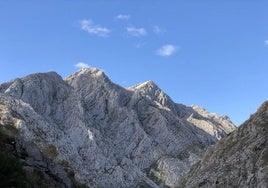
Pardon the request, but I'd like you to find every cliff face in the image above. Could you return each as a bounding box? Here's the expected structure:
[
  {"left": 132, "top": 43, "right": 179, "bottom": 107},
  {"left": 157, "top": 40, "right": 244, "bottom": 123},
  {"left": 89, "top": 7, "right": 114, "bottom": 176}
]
[
  {"left": 0, "top": 68, "right": 236, "bottom": 187},
  {"left": 0, "top": 98, "right": 81, "bottom": 188},
  {"left": 180, "top": 101, "right": 268, "bottom": 188}
]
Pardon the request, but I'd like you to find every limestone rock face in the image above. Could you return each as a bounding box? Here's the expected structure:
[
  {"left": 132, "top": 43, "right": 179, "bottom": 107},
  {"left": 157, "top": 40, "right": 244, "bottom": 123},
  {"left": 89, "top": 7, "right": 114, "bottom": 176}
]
[
  {"left": 0, "top": 99, "right": 79, "bottom": 188},
  {"left": 180, "top": 101, "right": 268, "bottom": 188},
  {"left": 0, "top": 68, "right": 236, "bottom": 187}
]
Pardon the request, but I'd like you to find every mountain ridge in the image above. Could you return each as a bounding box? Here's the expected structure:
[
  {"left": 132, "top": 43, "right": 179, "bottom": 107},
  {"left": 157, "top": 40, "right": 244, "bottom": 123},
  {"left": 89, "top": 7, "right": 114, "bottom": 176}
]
[
  {"left": 180, "top": 100, "right": 268, "bottom": 187},
  {"left": 0, "top": 68, "right": 236, "bottom": 187}
]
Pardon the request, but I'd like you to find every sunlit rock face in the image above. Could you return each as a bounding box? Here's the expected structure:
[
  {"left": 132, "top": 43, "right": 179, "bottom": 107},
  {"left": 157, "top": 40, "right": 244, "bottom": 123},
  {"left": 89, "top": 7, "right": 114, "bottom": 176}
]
[
  {"left": 0, "top": 68, "right": 236, "bottom": 187},
  {"left": 180, "top": 101, "right": 268, "bottom": 188}
]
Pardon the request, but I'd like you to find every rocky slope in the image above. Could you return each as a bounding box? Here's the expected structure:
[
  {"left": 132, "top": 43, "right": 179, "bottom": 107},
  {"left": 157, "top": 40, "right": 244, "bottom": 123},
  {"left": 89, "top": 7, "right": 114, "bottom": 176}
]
[
  {"left": 0, "top": 68, "right": 236, "bottom": 187},
  {"left": 0, "top": 97, "right": 82, "bottom": 187},
  {"left": 180, "top": 101, "right": 268, "bottom": 188}
]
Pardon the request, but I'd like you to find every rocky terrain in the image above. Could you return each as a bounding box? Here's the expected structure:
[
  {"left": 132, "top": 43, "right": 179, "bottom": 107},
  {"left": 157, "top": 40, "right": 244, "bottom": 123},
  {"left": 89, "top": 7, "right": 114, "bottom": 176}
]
[
  {"left": 180, "top": 101, "right": 268, "bottom": 188},
  {"left": 0, "top": 68, "right": 236, "bottom": 187},
  {"left": 0, "top": 97, "right": 83, "bottom": 187}
]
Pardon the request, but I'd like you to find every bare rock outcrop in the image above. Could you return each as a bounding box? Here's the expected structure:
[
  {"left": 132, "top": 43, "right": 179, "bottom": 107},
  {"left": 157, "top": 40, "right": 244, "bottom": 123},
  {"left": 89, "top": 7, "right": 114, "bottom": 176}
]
[
  {"left": 0, "top": 99, "right": 80, "bottom": 188},
  {"left": 0, "top": 68, "right": 236, "bottom": 187}
]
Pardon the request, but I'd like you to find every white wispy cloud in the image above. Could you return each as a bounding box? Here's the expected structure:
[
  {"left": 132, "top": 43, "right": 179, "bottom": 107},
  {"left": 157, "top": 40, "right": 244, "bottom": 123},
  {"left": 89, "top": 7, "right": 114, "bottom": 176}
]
[
  {"left": 156, "top": 44, "right": 178, "bottom": 56},
  {"left": 264, "top": 40, "right": 268, "bottom": 45},
  {"left": 126, "top": 27, "right": 147, "bottom": 37},
  {"left": 116, "top": 14, "right": 130, "bottom": 20},
  {"left": 75, "top": 62, "right": 90, "bottom": 69},
  {"left": 153, "top": 25, "right": 165, "bottom": 34},
  {"left": 80, "top": 19, "right": 111, "bottom": 37}
]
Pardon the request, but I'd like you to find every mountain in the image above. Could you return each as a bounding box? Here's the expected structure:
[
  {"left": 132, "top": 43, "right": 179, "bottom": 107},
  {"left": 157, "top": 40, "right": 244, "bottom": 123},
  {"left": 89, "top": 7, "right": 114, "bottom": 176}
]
[
  {"left": 180, "top": 101, "right": 268, "bottom": 188},
  {"left": 0, "top": 68, "right": 236, "bottom": 187}
]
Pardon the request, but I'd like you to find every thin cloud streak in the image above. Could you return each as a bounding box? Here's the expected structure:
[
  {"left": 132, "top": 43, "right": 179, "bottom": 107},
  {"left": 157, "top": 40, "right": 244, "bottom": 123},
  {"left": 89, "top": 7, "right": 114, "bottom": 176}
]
[
  {"left": 116, "top": 14, "right": 130, "bottom": 20},
  {"left": 80, "top": 19, "right": 111, "bottom": 37},
  {"left": 75, "top": 62, "right": 90, "bottom": 69},
  {"left": 126, "top": 27, "right": 147, "bottom": 37}
]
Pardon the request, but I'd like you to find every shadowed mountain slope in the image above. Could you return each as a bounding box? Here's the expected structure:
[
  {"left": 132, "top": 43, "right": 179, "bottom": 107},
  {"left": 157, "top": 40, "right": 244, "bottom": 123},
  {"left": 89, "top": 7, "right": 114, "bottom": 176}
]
[{"left": 180, "top": 101, "right": 268, "bottom": 188}]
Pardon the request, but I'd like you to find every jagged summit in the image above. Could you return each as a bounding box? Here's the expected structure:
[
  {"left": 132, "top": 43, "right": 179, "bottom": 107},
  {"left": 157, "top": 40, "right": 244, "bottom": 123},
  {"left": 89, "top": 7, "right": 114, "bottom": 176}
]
[
  {"left": 0, "top": 69, "right": 236, "bottom": 188},
  {"left": 129, "top": 80, "right": 159, "bottom": 91},
  {"left": 191, "top": 104, "right": 206, "bottom": 112},
  {"left": 65, "top": 67, "right": 111, "bottom": 84},
  {"left": 0, "top": 71, "right": 69, "bottom": 106},
  {"left": 130, "top": 80, "right": 181, "bottom": 117},
  {"left": 191, "top": 104, "right": 231, "bottom": 121},
  {"left": 0, "top": 71, "right": 63, "bottom": 91},
  {"left": 67, "top": 67, "right": 107, "bottom": 79}
]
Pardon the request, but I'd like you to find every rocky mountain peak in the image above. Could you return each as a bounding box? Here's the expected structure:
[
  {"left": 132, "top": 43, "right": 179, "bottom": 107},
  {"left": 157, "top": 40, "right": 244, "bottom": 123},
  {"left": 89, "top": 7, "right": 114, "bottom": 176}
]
[
  {"left": 191, "top": 105, "right": 206, "bottom": 113},
  {"left": 0, "top": 71, "right": 63, "bottom": 94},
  {"left": 67, "top": 68, "right": 107, "bottom": 80},
  {"left": 129, "top": 80, "right": 177, "bottom": 112},
  {"left": 190, "top": 105, "right": 231, "bottom": 123},
  {"left": 65, "top": 68, "right": 109, "bottom": 83},
  {"left": 130, "top": 80, "right": 159, "bottom": 91},
  {"left": 65, "top": 68, "right": 116, "bottom": 94},
  {"left": 129, "top": 80, "right": 164, "bottom": 99},
  {"left": 22, "top": 71, "right": 64, "bottom": 85}
]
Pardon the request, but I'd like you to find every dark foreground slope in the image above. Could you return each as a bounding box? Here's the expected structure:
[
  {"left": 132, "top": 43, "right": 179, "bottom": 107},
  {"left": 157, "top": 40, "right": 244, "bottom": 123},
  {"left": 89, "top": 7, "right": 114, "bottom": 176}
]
[
  {"left": 0, "top": 101, "right": 84, "bottom": 188},
  {"left": 180, "top": 101, "right": 268, "bottom": 188}
]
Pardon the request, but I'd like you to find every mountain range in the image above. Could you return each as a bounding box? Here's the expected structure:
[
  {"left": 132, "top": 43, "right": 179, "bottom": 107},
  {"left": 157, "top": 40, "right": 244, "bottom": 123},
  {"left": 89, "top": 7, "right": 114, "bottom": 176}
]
[{"left": 0, "top": 68, "right": 245, "bottom": 187}]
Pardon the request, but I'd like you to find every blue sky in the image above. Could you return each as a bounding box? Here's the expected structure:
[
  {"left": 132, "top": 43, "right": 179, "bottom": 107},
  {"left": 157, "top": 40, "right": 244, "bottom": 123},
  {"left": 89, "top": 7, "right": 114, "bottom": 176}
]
[{"left": 0, "top": 0, "right": 268, "bottom": 125}]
